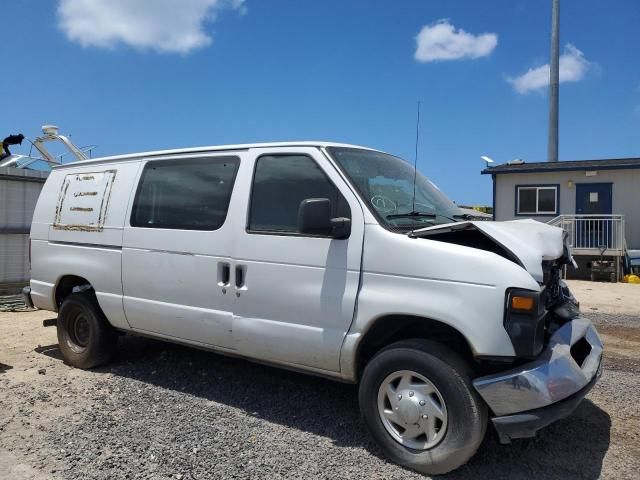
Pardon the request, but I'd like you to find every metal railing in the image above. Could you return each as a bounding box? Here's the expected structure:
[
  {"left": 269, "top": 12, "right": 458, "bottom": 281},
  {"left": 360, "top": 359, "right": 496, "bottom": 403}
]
[{"left": 548, "top": 214, "right": 625, "bottom": 255}]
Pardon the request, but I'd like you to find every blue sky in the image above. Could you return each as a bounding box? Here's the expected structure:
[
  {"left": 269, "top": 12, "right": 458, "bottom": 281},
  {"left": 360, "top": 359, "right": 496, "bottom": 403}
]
[{"left": 2, "top": 0, "right": 639, "bottom": 205}]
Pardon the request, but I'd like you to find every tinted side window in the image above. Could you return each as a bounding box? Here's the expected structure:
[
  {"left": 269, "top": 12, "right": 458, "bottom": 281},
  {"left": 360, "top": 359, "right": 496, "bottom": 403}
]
[
  {"left": 131, "top": 157, "right": 239, "bottom": 230},
  {"left": 248, "top": 154, "right": 350, "bottom": 234}
]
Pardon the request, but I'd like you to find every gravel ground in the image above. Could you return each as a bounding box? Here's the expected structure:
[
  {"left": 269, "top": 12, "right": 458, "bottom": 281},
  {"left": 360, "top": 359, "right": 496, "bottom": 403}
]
[{"left": 1, "top": 304, "right": 639, "bottom": 479}]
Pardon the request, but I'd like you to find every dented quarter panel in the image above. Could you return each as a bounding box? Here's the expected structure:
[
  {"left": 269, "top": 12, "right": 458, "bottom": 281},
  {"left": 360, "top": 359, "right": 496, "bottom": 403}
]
[{"left": 339, "top": 224, "right": 540, "bottom": 380}]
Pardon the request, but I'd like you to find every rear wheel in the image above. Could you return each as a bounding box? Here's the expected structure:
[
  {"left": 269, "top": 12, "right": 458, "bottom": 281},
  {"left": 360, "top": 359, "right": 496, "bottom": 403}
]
[
  {"left": 359, "top": 339, "right": 487, "bottom": 475},
  {"left": 57, "top": 293, "right": 117, "bottom": 369}
]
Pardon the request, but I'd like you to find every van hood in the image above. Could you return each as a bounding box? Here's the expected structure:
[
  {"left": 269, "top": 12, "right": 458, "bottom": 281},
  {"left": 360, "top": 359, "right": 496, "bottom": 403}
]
[{"left": 410, "top": 219, "right": 570, "bottom": 282}]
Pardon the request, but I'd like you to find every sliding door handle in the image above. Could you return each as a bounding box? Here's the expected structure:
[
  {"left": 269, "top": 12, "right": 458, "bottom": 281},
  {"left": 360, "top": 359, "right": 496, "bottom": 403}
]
[
  {"left": 218, "top": 262, "right": 231, "bottom": 287},
  {"left": 235, "top": 265, "right": 246, "bottom": 289}
]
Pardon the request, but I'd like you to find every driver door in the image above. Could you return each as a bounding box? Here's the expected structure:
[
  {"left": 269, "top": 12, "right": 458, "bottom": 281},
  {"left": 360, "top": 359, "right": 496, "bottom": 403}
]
[{"left": 230, "top": 147, "right": 365, "bottom": 372}]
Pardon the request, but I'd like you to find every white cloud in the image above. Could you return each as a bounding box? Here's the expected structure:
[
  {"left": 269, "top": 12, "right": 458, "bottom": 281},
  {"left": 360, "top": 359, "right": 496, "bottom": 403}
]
[
  {"left": 507, "top": 44, "right": 592, "bottom": 94},
  {"left": 414, "top": 20, "right": 497, "bottom": 62},
  {"left": 57, "top": 0, "right": 245, "bottom": 54}
]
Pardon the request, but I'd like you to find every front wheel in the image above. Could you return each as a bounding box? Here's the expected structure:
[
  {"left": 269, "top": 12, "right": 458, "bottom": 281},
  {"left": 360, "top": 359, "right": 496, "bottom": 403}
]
[{"left": 359, "top": 339, "right": 487, "bottom": 475}]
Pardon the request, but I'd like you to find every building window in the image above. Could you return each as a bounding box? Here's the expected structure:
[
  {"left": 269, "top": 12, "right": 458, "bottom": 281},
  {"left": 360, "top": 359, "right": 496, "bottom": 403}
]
[
  {"left": 131, "top": 156, "right": 240, "bottom": 230},
  {"left": 516, "top": 185, "right": 558, "bottom": 215},
  {"left": 248, "top": 154, "right": 350, "bottom": 235}
]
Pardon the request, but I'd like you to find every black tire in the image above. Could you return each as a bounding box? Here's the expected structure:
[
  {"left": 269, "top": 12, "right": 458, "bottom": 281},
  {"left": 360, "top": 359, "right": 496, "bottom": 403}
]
[
  {"left": 57, "top": 293, "right": 117, "bottom": 369},
  {"left": 359, "top": 339, "right": 487, "bottom": 475}
]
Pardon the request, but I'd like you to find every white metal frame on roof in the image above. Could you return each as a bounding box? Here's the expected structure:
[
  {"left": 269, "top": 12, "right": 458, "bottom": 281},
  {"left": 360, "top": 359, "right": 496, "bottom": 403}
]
[
  {"left": 51, "top": 141, "right": 383, "bottom": 169},
  {"left": 0, "top": 125, "right": 89, "bottom": 170}
]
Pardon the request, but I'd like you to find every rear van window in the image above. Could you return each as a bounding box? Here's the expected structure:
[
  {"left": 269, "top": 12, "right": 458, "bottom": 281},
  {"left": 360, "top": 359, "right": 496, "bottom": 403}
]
[{"left": 131, "top": 157, "right": 239, "bottom": 230}]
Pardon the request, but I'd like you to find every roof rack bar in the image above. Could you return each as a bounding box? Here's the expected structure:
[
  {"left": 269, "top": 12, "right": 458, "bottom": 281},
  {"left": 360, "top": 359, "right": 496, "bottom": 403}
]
[{"left": 33, "top": 125, "right": 88, "bottom": 165}]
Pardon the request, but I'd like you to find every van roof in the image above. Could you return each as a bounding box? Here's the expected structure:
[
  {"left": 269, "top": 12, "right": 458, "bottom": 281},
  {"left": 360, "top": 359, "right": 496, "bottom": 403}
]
[{"left": 51, "top": 141, "right": 383, "bottom": 169}]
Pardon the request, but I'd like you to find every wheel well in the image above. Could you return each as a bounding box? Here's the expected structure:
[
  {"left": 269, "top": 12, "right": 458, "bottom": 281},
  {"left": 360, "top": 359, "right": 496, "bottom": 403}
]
[
  {"left": 356, "top": 315, "right": 475, "bottom": 380},
  {"left": 54, "top": 275, "right": 93, "bottom": 308}
]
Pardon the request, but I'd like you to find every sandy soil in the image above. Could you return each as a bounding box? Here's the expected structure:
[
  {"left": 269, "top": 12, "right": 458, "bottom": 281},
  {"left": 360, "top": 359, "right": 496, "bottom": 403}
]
[{"left": 566, "top": 280, "right": 640, "bottom": 316}]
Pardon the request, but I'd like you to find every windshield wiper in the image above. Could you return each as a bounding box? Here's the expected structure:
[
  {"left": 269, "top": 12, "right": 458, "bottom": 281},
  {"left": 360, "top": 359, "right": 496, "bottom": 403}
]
[
  {"left": 452, "top": 214, "right": 475, "bottom": 220},
  {"left": 386, "top": 211, "right": 436, "bottom": 220}
]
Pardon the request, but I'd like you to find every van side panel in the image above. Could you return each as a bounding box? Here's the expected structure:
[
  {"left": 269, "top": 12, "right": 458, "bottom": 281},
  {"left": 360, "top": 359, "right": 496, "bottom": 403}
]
[
  {"left": 30, "top": 242, "right": 129, "bottom": 328},
  {"left": 120, "top": 155, "right": 241, "bottom": 348},
  {"left": 29, "top": 161, "right": 141, "bottom": 330},
  {"left": 30, "top": 171, "right": 66, "bottom": 311}
]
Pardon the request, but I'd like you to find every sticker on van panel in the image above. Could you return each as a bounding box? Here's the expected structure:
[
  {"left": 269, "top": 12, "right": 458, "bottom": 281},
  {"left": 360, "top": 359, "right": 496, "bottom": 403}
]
[{"left": 53, "top": 170, "right": 117, "bottom": 231}]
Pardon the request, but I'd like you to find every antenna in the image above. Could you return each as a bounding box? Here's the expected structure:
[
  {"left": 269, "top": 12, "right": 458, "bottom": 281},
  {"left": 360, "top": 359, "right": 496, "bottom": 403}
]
[{"left": 412, "top": 100, "right": 420, "bottom": 213}]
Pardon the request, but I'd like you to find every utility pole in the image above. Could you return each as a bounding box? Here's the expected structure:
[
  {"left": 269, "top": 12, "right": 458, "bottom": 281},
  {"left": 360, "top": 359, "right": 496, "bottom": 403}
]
[{"left": 548, "top": 0, "right": 560, "bottom": 162}]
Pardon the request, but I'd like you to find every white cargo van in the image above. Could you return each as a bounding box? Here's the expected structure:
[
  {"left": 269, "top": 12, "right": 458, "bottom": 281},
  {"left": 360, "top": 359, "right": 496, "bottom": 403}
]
[{"left": 25, "top": 142, "right": 603, "bottom": 474}]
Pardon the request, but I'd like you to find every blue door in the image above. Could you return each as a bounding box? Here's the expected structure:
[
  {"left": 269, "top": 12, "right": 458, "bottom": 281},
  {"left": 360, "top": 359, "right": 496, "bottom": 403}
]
[{"left": 575, "top": 183, "right": 613, "bottom": 249}]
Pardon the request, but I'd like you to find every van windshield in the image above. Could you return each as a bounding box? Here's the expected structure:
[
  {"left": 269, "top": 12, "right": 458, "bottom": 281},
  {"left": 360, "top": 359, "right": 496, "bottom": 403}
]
[{"left": 326, "top": 147, "right": 463, "bottom": 231}]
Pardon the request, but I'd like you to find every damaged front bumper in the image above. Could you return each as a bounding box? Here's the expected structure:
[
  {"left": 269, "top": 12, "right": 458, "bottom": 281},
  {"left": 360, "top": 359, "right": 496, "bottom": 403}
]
[{"left": 472, "top": 317, "right": 603, "bottom": 443}]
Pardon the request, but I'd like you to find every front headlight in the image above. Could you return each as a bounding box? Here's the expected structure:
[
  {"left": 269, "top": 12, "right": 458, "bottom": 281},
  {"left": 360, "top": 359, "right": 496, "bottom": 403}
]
[{"left": 504, "top": 288, "right": 546, "bottom": 359}]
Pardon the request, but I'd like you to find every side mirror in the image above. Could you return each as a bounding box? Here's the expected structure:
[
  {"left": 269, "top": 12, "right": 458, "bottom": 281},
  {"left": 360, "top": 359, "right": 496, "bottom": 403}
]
[{"left": 298, "top": 198, "right": 351, "bottom": 239}]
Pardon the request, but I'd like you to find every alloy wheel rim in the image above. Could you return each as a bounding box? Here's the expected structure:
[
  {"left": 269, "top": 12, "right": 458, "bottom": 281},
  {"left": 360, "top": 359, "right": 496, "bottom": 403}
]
[{"left": 377, "top": 370, "right": 448, "bottom": 450}]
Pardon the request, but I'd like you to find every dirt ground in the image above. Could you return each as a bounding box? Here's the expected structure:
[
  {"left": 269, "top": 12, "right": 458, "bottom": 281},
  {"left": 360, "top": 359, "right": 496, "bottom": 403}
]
[
  {"left": 1, "top": 282, "right": 639, "bottom": 479},
  {"left": 566, "top": 280, "right": 640, "bottom": 316}
]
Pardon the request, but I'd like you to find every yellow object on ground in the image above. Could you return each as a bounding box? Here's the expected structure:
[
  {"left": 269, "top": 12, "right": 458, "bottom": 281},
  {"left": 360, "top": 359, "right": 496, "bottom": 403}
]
[{"left": 623, "top": 274, "right": 640, "bottom": 284}]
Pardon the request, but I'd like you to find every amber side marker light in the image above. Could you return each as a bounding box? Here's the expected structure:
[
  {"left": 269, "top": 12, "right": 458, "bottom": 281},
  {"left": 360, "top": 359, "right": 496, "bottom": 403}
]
[{"left": 511, "top": 296, "right": 535, "bottom": 311}]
